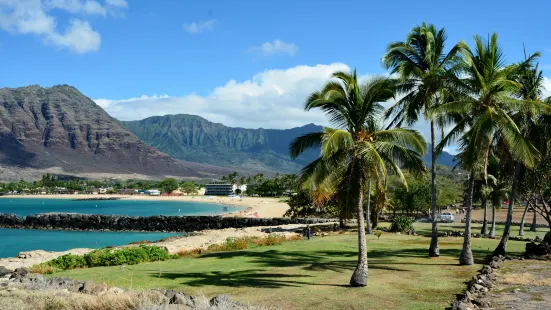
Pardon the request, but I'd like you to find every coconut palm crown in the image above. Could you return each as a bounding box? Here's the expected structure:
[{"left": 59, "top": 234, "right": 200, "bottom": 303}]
[
  {"left": 383, "top": 22, "right": 463, "bottom": 258},
  {"left": 289, "top": 70, "right": 427, "bottom": 287}
]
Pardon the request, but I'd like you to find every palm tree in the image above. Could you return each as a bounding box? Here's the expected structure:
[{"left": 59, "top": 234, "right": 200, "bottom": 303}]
[
  {"left": 383, "top": 22, "right": 463, "bottom": 257},
  {"left": 493, "top": 54, "right": 551, "bottom": 255},
  {"left": 290, "top": 71, "right": 427, "bottom": 286},
  {"left": 436, "top": 34, "right": 548, "bottom": 263}
]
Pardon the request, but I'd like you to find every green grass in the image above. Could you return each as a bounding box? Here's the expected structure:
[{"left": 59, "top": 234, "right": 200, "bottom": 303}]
[{"left": 49, "top": 226, "right": 536, "bottom": 310}]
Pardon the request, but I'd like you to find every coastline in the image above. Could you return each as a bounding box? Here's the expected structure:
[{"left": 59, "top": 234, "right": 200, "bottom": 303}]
[
  {"left": 0, "top": 194, "right": 290, "bottom": 219},
  {"left": 0, "top": 222, "right": 333, "bottom": 271},
  {"left": 0, "top": 194, "right": 299, "bottom": 269}
]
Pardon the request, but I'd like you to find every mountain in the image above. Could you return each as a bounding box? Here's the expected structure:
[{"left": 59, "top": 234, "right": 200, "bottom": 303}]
[
  {"left": 122, "top": 114, "right": 321, "bottom": 173},
  {"left": 0, "top": 85, "right": 233, "bottom": 181},
  {"left": 123, "top": 114, "right": 456, "bottom": 173}
]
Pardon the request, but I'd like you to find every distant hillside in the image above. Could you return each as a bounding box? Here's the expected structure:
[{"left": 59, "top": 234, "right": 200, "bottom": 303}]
[
  {"left": 0, "top": 85, "right": 234, "bottom": 181},
  {"left": 123, "top": 115, "right": 321, "bottom": 173},
  {"left": 123, "top": 114, "right": 456, "bottom": 173}
]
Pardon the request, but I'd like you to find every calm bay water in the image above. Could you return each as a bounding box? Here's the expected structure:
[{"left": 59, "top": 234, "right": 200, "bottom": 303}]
[
  {"left": 0, "top": 197, "right": 243, "bottom": 258},
  {"left": 0, "top": 228, "right": 179, "bottom": 258},
  {"left": 0, "top": 197, "right": 237, "bottom": 217}
]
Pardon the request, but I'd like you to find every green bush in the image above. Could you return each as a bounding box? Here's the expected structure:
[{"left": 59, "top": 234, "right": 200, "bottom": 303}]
[
  {"left": 47, "top": 245, "right": 172, "bottom": 270},
  {"left": 390, "top": 215, "right": 414, "bottom": 233}
]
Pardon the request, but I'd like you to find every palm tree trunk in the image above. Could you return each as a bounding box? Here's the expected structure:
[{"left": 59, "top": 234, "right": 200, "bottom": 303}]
[
  {"left": 365, "top": 179, "right": 372, "bottom": 234},
  {"left": 519, "top": 203, "right": 529, "bottom": 236},
  {"left": 490, "top": 204, "right": 496, "bottom": 238},
  {"left": 481, "top": 199, "right": 488, "bottom": 235},
  {"left": 428, "top": 120, "right": 439, "bottom": 257},
  {"left": 460, "top": 170, "right": 475, "bottom": 265},
  {"left": 493, "top": 162, "right": 521, "bottom": 257},
  {"left": 350, "top": 190, "right": 368, "bottom": 287},
  {"left": 530, "top": 205, "right": 537, "bottom": 232}
]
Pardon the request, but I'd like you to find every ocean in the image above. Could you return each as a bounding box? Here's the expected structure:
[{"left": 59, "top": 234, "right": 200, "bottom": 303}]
[{"left": 0, "top": 197, "right": 242, "bottom": 258}]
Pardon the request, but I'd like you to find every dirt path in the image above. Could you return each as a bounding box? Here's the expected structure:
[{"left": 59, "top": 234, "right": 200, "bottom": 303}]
[{"left": 487, "top": 259, "right": 551, "bottom": 310}]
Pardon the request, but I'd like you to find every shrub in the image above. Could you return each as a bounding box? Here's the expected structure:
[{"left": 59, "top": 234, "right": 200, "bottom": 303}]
[
  {"left": 374, "top": 230, "right": 383, "bottom": 239},
  {"left": 176, "top": 248, "right": 204, "bottom": 257},
  {"left": 255, "top": 234, "right": 286, "bottom": 246},
  {"left": 46, "top": 246, "right": 172, "bottom": 270},
  {"left": 207, "top": 237, "right": 251, "bottom": 252},
  {"left": 29, "top": 263, "right": 55, "bottom": 274},
  {"left": 390, "top": 215, "right": 414, "bottom": 233}
]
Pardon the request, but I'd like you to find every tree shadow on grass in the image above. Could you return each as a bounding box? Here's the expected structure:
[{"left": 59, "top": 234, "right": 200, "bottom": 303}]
[{"left": 147, "top": 248, "right": 457, "bottom": 289}]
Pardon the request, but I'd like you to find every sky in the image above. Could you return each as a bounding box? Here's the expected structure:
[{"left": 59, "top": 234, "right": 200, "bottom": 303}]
[{"left": 1, "top": 0, "right": 551, "bottom": 154}]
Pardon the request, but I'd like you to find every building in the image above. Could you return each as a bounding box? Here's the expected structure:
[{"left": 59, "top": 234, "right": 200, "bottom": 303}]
[
  {"left": 117, "top": 189, "right": 138, "bottom": 195},
  {"left": 145, "top": 189, "right": 161, "bottom": 196},
  {"left": 205, "top": 184, "right": 247, "bottom": 196}
]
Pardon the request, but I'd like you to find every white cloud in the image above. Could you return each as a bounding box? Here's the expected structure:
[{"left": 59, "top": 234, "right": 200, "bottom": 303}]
[
  {"left": 105, "top": 0, "right": 127, "bottom": 8},
  {"left": 0, "top": 0, "right": 127, "bottom": 53},
  {"left": 249, "top": 39, "right": 297, "bottom": 56},
  {"left": 45, "top": 0, "right": 107, "bottom": 16},
  {"left": 542, "top": 77, "right": 551, "bottom": 102},
  {"left": 95, "top": 63, "right": 349, "bottom": 129},
  {"left": 48, "top": 19, "right": 100, "bottom": 53},
  {"left": 183, "top": 19, "right": 216, "bottom": 34}
]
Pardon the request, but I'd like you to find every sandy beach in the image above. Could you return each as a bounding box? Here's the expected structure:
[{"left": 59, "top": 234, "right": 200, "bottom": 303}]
[{"left": 1, "top": 194, "right": 290, "bottom": 218}]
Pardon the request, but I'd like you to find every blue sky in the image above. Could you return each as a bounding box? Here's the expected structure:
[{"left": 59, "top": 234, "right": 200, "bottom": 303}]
[{"left": 1, "top": 0, "right": 551, "bottom": 149}]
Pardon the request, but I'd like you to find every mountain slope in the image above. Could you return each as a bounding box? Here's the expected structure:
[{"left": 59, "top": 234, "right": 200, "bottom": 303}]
[
  {"left": 123, "top": 114, "right": 456, "bottom": 173},
  {"left": 0, "top": 85, "right": 232, "bottom": 180},
  {"left": 123, "top": 115, "right": 320, "bottom": 173}
]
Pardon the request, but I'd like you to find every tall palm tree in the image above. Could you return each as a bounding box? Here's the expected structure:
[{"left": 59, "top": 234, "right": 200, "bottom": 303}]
[
  {"left": 383, "top": 22, "right": 463, "bottom": 257},
  {"left": 493, "top": 54, "right": 551, "bottom": 255},
  {"left": 436, "top": 34, "right": 548, "bottom": 264},
  {"left": 290, "top": 71, "right": 427, "bottom": 286}
]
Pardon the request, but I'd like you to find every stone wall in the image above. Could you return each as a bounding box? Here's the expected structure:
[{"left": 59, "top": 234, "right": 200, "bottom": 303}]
[
  {"left": 464, "top": 219, "right": 549, "bottom": 228},
  {"left": 0, "top": 213, "right": 336, "bottom": 232}
]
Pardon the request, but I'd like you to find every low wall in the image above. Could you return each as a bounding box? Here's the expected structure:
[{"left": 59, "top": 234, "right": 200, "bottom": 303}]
[
  {"left": 0, "top": 213, "right": 336, "bottom": 232},
  {"left": 464, "top": 219, "right": 549, "bottom": 228}
]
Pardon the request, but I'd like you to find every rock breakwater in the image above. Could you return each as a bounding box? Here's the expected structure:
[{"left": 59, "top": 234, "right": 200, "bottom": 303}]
[{"left": 0, "top": 213, "right": 335, "bottom": 232}]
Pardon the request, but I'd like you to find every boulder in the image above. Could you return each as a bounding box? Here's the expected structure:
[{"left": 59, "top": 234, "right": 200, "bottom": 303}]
[
  {"left": 80, "top": 280, "right": 108, "bottom": 295},
  {"left": 9, "top": 268, "right": 29, "bottom": 279},
  {"left": 0, "top": 266, "right": 12, "bottom": 277},
  {"left": 545, "top": 232, "right": 551, "bottom": 244},
  {"left": 171, "top": 292, "right": 195, "bottom": 307},
  {"left": 210, "top": 294, "right": 232, "bottom": 306}
]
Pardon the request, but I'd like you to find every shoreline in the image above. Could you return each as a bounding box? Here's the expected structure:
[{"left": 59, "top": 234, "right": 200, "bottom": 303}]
[
  {"left": 0, "top": 222, "right": 335, "bottom": 271},
  {"left": 0, "top": 194, "right": 290, "bottom": 219}
]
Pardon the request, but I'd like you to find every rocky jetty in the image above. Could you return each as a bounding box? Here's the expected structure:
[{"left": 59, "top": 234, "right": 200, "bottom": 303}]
[{"left": 0, "top": 213, "right": 336, "bottom": 232}]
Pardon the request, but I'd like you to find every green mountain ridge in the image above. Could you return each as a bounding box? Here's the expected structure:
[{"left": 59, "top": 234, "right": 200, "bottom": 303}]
[{"left": 123, "top": 114, "right": 456, "bottom": 173}]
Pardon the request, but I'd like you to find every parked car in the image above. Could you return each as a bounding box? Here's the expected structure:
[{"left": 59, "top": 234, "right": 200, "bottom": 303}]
[{"left": 440, "top": 212, "right": 455, "bottom": 223}]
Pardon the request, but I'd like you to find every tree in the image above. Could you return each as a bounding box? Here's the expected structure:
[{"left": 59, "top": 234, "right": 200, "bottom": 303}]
[
  {"left": 383, "top": 22, "right": 463, "bottom": 257},
  {"left": 179, "top": 181, "right": 198, "bottom": 195},
  {"left": 290, "top": 72, "right": 426, "bottom": 286},
  {"left": 159, "top": 178, "right": 179, "bottom": 193},
  {"left": 492, "top": 53, "right": 551, "bottom": 254},
  {"left": 436, "top": 34, "right": 549, "bottom": 263}
]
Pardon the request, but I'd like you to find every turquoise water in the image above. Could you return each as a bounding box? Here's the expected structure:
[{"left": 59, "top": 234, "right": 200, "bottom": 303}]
[
  {"left": 0, "top": 228, "right": 180, "bottom": 258},
  {"left": 0, "top": 197, "right": 243, "bottom": 258},
  {"left": 0, "top": 197, "right": 240, "bottom": 216}
]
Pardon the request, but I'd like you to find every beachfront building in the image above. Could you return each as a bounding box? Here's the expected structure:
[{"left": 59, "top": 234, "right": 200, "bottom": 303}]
[
  {"left": 145, "top": 189, "right": 161, "bottom": 196},
  {"left": 117, "top": 189, "right": 138, "bottom": 195},
  {"left": 205, "top": 184, "right": 247, "bottom": 196}
]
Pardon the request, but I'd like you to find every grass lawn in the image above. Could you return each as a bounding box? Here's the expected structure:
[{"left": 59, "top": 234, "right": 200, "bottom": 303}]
[{"left": 49, "top": 223, "right": 544, "bottom": 310}]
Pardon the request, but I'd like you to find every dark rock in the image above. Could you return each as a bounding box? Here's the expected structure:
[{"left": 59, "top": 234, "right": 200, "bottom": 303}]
[
  {"left": 544, "top": 232, "right": 551, "bottom": 244},
  {"left": 0, "top": 266, "right": 12, "bottom": 277},
  {"left": 9, "top": 267, "right": 29, "bottom": 279},
  {"left": 534, "top": 236, "right": 542, "bottom": 242},
  {"left": 473, "top": 297, "right": 491, "bottom": 308},
  {"left": 210, "top": 294, "right": 232, "bottom": 306}
]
